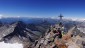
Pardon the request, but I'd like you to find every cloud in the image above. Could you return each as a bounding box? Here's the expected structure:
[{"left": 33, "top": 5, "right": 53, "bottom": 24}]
[
  {"left": 0, "top": 14, "right": 3, "bottom": 16},
  {"left": 0, "top": 14, "right": 3, "bottom": 19}
]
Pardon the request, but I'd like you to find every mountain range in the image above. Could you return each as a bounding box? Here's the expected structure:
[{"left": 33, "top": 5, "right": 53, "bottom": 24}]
[{"left": 0, "top": 17, "right": 85, "bottom": 48}]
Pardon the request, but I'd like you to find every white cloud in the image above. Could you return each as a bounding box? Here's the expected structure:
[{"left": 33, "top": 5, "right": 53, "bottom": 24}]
[
  {"left": 0, "top": 14, "right": 3, "bottom": 16},
  {"left": 17, "top": 16, "right": 20, "bottom": 18},
  {"left": 0, "top": 14, "right": 3, "bottom": 19}
]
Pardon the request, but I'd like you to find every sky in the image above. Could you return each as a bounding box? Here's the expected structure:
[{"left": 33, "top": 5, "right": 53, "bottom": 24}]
[{"left": 0, "top": 0, "right": 85, "bottom": 19}]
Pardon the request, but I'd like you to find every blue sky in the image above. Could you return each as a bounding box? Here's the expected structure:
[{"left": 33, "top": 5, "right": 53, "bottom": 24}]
[{"left": 0, "top": 0, "right": 85, "bottom": 18}]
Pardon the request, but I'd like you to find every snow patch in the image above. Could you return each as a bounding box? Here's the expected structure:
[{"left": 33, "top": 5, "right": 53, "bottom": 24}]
[{"left": 0, "top": 41, "right": 23, "bottom": 48}]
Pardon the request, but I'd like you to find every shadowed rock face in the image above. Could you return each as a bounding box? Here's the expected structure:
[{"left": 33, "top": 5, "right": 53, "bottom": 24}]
[
  {"left": 0, "top": 21, "right": 3, "bottom": 27},
  {"left": 0, "top": 20, "right": 51, "bottom": 48},
  {"left": 0, "top": 21, "right": 48, "bottom": 44}
]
